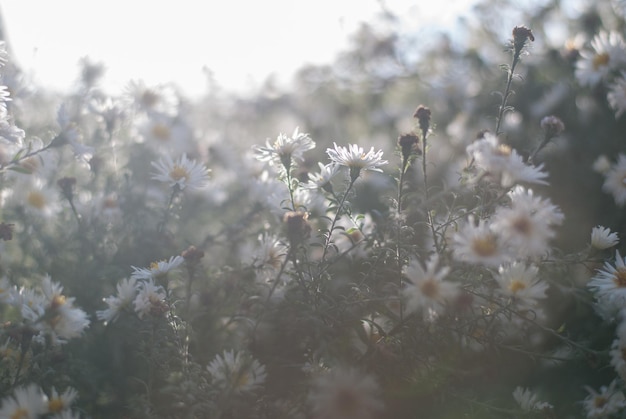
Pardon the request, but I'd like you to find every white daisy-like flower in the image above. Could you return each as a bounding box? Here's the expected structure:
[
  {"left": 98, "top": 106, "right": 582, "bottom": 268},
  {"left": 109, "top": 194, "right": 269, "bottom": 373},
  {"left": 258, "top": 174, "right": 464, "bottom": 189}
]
[
  {"left": 305, "top": 162, "right": 340, "bottom": 193},
  {"left": 512, "top": 386, "right": 553, "bottom": 411},
  {"left": 495, "top": 262, "right": 548, "bottom": 307},
  {"left": 254, "top": 127, "right": 315, "bottom": 170},
  {"left": 402, "top": 253, "right": 457, "bottom": 319},
  {"left": 491, "top": 186, "right": 564, "bottom": 259},
  {"left": 46, "top": 387, "right": 78, "bottom": 415},
  {"left": 466, "top": 133, "right": 548, "bottom": 187},
  {"left": 591, "top": 225, "right": 620, "bottom": 249},
  {"left": 96, "top": 277, "right": 139, "bottom": 324},
  {"left": 452, "top": 216, "right": 513, "bottom": 267},
  {"left": 243, "top": 234, "right": 288, "bottom": 274},
  {"left": 588, "top": 250, "right": 626, "bottom": 301},
  {"left": 20, "top": 276, "right": 90, "bottom": 344},
  {"left": 133, "top": 279, "right": 168, "bottom": 319},
  {"left": 583, "top": 380, "right": 626, "bottom": 418},
  {"left": 9, "top": 177, "right": 62, "bottom": 219},
  {"left": 207, "top": 349, "right": 267, "bottom": 394},
  {"left": 326, "top": 142, "right": 388, "bottom": 180},
  {"left": 610, "top": 337, "right": 626, "bottom": 381},
  {"left": 0, "top": 383, "right": 48, "bottom": 419},
  {"left": 602, "top": 154, "right": 626, "bottom": 206},
  {"left": 308, "top": 367, "right": 384, "bottom": 419},
  {"left": 576, "top": 31, "right": 626, "bottom": 87},
  {"left": 130, "top": 255, "right": 184, "bottom": 281},
  {"left": 608, "top": 73, "right": 626, "bottom": 118},
  {"left": 151, "top": 154, "right": 209, "bottom": 191},
  {"left": 124, "top": 79, "right": 179, "bottom": 116}
]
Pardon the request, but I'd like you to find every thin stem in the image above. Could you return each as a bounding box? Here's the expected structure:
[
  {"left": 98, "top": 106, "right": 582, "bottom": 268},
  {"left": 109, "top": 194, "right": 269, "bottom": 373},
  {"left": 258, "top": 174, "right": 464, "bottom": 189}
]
[
  {"left": 321, "top": 176, "right": 357, "bottom": 262},
  {"left": 495, "top": 51, "right": 521, "bottom": 137},
  {"left": 157, "top": 185, "right": 181, "bottom": 233},
  {"left": 421, "top": 131, "right": 440, "bottom": 253}
]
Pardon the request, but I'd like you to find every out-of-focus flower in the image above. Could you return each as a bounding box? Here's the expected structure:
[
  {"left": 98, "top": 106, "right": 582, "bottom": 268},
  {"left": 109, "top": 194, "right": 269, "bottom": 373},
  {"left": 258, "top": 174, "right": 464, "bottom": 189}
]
[
  {"left": 402, "top": 253, "right": 457, "bottom": 319},
  {"left": 47, "top": 387, "right": 78, "bottom": 415},
  {"left": 593, "top": 154, "right": 612, "bottom": 174},
  {"left": 610, "top": 336, "right": 626, "bottom": 381},
  {"left": 512, "top": 386, "right": 552, "bottom": 411},
  {"left": 603, "top": 154, "right": 626, "bottom": 206},
  {"left": 308, "top": 367, "right": 383, "bottom": 419},
  {"left": 124, "top": 79, "right": 179, "bottom": 116},
  {"left": 96, "top": 277, "right": 138, "bottom": 324},
  {"left": 467, "top": 133, "right": 548, "bottom": 187},
  {"left": 326, "top": 142, "right": 388, "bottom": 181},
  {"left": 452, "top": 216, "right": 512, "bottom": 267},
  {"left": 495, "top": 262, "right": 548, "bottom": 308},
  {"left": 576, "top": 31, "right": 626, "bottom": 86},
  {"left": 254, "top": 127, "right": 315, "bottom": 171},
  {"left": 207, "top": 350, "right": 266, "bottom": 394},
  {"left": 0, "top": 383, "right": 48, "bottom": 418},
  {"left": 583, "top": 380, "right": 626, "bottom": 418},
  {"left": 305, "top": 162, "right": 340, "bottom": 193},
  {"left": 133, "top": 279, "right": 168, "bottom": 319},
  {"left": 591, "top": 226, "right": 620, "bottom": 249},
  {"left": 608, "top": 73, "right": 626, "bottom": 117},
  {"left": 151, "top": 154, "right": 209, "bottom": 191},
  {"left": 491, "top": 186, "right": 564, "bottom": 258}
]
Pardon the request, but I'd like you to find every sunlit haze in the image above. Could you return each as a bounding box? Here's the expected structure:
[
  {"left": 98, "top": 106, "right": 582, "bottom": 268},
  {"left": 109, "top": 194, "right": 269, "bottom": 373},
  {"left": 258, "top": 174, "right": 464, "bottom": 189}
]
[{"left": 0, "top": 1, "right": 475, "bottom": 96}]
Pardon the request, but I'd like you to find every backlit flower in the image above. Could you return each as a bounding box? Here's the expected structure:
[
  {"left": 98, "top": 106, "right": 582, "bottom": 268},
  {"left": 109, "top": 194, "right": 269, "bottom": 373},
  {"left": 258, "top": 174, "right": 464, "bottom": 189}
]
[
  {"left": 130, "top": 256, "right": 184, "bottom": 281},
  {"left": 207, "top": 350, "right": 266, "bottom": 394},
  {"left": 452, "top": 216, "right": 512, "bottom": 267},
  {"left": 151, "top": 154, "right": 209, "bottom": 191},
  {"left": 133, "top": 279, "right": 168, "bottom": 319},
  {"left": 96, "top": 277, "right": 138, "bottom": 324},
  {"left": 583, "top": 380, "right": 626, "bottom": 418},
  {"left": 512, "top": 386, "right": 552, "bottom": 411},
  {"left": 254, "top": 127, "right": 315, "bottom": 171},
  {"left": 326, "top": 142, "right": 388, "bottom": 180},
  {"left": 588, "top": 250, "right": 626, "bottom": 301},
  {"left": 591, "top": 226, "right": 620, "bottom": 249},
  {"left": 0, "top": 383, "right": 48, "bottom": 419},
  {"left": 495, "top": 262, "right": 548, "bottom": 308}
]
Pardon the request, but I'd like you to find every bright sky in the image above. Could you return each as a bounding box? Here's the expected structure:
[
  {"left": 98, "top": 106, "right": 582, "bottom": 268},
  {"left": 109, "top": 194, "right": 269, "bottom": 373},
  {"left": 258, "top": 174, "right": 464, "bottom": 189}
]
[{"left": 0, "top": 0, "right": 475, "bottom": 96}]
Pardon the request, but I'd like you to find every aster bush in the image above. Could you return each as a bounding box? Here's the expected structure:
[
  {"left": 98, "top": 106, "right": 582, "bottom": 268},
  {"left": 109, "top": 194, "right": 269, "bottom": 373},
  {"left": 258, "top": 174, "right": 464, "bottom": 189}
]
[{"left": 2, "top": 1, "right": 626, "bottom": 418}]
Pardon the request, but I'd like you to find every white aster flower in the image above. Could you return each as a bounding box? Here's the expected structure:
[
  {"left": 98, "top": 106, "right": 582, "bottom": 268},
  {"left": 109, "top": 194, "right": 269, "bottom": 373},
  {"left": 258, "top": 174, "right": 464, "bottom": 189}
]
[
  {"left": 491, "top": 186, "right": 564, "bottom": 259},
  {"left": 602, "top": 154, "right": 626, "bottom": 206},
  {"left": 512, "top": 386, "right": 553, "bottom": 411},
  {"left": 326, "top": 142, "right": 388, "bottom": 181},
  {"left": 308, "top": 367, "right": 384, "bottom": 419},
  {"left": 608, "top": 73, "right": 626, "bottom": 118},
  {"left": 576, "top": 31, "right": 626, "bottom": 87},
  {"left": 96, "top": 277, "right": 138, "bottom": 324},
  {"left": 591, "top": 226, "right": 620, "bottom": 249},
  {"left": 124, "top": 79, "right": 179, "bottom": 116},
  {"left": 254, "top": 127, "right": 315, "bottom": 171},
  {"left": 610, "top": 337, "right": 626, "bottom": 381},
  {"left": 130, "top": 256, "right": 184, "bottom": 281},
  {"left": 0, "top": 383, "right": 48, "bottom": 419},
  {"left": 495, "top": 262, "right": 548, "bottom": 308},
  {"left": 151, "top": 154, "right": 209, "bottom": 191},
  {"left": 46, "top": 387, "right": 78, "bottom": 415},
  {"left": 207, "top": 349, "right": 267, "bottom": 394},
  {"left": 583, "top": 380, "right": 626, "bottom": 418},
  {"left": 467, "top": 133, "right": 548, "bottom": 187},
  {"left": 402, "top": 253, "right": 457, "bottom": 319},
  {"left": 452, "top": 216, "right": 513, "bottom": 267},
  {"left": 305, "top": 162, "right": 340, "bottom": 193},
  {"left": 588, "top": 250, "right": 626, "bottom": 303},
  {"left": 133, "top": 279, "right": 168, "bottom": 319}
]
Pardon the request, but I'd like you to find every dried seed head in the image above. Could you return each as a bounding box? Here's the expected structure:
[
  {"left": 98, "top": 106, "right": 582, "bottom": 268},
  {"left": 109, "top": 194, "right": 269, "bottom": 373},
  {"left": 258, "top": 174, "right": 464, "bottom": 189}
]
[
  {"left": 540, "top": 115, "right": 565, "bottom": 138},
  {"left": 413, "top": 105, "right": 432, "bottom": 136},
  {"left": 512, "top": 26, "right": 534, "bottom": 54},
  {"left": 283, "top": 211, "right": 311, "bottom": 245}
]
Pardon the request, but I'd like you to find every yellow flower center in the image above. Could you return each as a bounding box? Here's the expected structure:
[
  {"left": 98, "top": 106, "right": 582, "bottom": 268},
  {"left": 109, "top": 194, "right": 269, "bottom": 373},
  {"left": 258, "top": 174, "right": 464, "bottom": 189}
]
[
  {"left": 50, "top": 294, "right": 67, "bottom": 309},
  {"left": 10, "top": 408, "right": 29, "bottom": 419},
  {"left": 495, "top": 144, "right": 512, "bottom": 157},
  {"left": 593, "top": 52, "right": 610, "bottom": 70},
  {"left": 27, "top": 191, "right": 46, "bottom": 209},
  {"left": 169, "top": 165, "right": 189, "bottom": 182},
  {"left": 48, "top": 398, "right": 65, "bottom": 413},
  {"left": 613, "top": 267, "right": 626, "bottom": 287},
  {"left": 472, "top": 234, "right": 498, "bottom": 257},
  {"left": 594, "top": 395, "right": 608, "bottom": 408},
  {"left": 151, "top": 123, "right": 171, "bottom": 141},
  {"left": 508, "top": 280, "right": 527, "bottom": 294}
]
